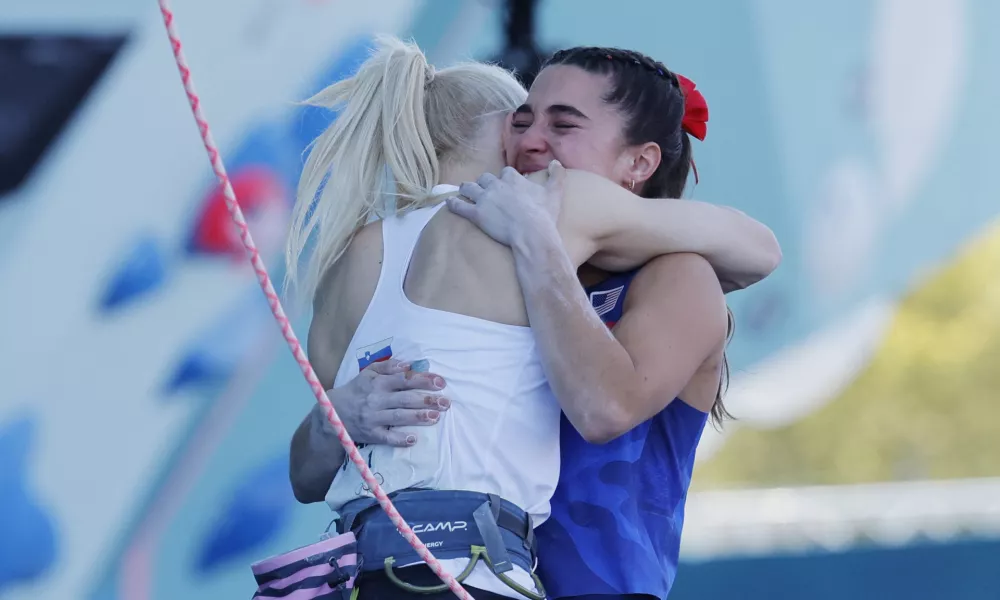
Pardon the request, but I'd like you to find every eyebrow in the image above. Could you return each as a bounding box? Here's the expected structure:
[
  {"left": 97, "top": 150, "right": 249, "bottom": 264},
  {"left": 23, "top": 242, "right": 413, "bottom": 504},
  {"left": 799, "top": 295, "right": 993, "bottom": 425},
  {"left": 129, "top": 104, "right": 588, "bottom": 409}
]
[{"left": 514, "top": 104, "right": 590, "bottom": 120}]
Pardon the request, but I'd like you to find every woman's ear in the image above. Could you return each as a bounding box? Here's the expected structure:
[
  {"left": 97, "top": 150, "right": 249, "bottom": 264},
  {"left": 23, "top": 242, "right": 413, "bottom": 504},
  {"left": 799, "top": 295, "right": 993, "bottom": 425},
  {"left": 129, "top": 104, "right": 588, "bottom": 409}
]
[{"left": 627, "top": 141, "right": 662, "bottom": 187}]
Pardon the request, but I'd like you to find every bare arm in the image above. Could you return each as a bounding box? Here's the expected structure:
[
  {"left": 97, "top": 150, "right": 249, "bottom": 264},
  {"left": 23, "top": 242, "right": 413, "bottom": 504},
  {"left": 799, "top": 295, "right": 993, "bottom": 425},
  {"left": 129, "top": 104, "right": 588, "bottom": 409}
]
[
  {"left": 533, "top": 168, "right": 781, "bottom": 292},
  {"left": 289, "top": 229, "right": 373, "bottom": 503},
  {"left": 289, "top": 403, "right": 347, "bottom": 504},
  {"left": 514, "top": 231, "right": 727, "bottom": 442},
  {"left": 449, "top": 165, "right": 729, "bottom": 442},
  {"left": 289, "top": 226, "right": 450, "bottom": 503},
  {"left": 288, "top": 308, "right": 356, "bottom": 503}
]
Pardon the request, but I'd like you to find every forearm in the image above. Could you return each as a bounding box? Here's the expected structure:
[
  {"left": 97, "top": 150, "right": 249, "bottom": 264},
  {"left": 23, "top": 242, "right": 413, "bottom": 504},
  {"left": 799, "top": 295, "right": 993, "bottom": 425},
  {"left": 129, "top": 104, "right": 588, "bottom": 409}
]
[
  {"left": 590, "top": 199, "right": 781, "bottom": 291},
  {"left": 289, "top": 404, "right": 345, "bottom": 503},
  {"left": 554, "top": 170, "right": 780, "bottom": 290},
  {"left": 512, "top": 223, "right": 640, "bottom": 443},
  {"left": 686, "top": 203, "right": 781, "bottom": 292}
]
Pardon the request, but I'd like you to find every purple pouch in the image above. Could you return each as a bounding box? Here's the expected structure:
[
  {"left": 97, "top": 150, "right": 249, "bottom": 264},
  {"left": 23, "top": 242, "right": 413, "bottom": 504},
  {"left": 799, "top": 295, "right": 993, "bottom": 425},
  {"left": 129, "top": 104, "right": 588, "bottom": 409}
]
[{"left": 251, "top": 531, "right": 359, "bottom": 599}]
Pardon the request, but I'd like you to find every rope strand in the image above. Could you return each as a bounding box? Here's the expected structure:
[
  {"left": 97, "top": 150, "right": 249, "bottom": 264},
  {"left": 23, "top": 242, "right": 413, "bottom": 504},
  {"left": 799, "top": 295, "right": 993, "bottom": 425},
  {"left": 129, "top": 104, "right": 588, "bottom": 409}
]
[{"left": 155, "top": 3, "right": 473, "bottom": 598}]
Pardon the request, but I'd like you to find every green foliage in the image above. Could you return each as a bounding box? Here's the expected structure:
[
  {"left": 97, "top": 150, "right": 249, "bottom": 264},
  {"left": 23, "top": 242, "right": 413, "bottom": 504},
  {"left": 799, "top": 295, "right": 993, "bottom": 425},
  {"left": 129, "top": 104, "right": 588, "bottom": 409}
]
[{"left": 695, "top": 226, "right": 1000, "bottom": 489}]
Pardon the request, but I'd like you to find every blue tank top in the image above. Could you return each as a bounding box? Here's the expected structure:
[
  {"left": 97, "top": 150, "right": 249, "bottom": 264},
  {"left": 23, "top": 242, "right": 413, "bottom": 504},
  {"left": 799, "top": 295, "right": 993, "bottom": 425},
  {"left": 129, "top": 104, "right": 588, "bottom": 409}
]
[{"left": 535, "top": 269, "right": 709, "bottom": 599}]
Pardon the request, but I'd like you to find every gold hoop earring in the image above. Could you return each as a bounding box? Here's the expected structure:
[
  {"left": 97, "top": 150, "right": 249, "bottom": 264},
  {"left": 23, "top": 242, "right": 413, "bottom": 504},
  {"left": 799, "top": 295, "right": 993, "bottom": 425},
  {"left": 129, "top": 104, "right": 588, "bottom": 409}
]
[{"left": 629, "top": 179, "right": 635, "bottom": 192}]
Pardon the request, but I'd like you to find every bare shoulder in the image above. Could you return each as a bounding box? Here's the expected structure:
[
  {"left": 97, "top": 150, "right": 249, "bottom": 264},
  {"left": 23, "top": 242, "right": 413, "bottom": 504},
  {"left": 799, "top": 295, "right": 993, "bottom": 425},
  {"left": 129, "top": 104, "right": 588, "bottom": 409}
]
[
  {"left": 312, "top": 221, "right": 382, "bottom": 314},
  {"left": 624, "top": 253, "right": 728, "bottom": 352},
  {"left": 627, "top": 253, "right": 728, "bottom": 413},
  {"left": 630, "top": 253, "right": 725, "bottom": 304},
  {"left": 526, "top": 167, "right": 603, "bottom": 184},
  {"left": 345, "top": 219, "right": 383, "bottom": 259},
  {"left": 529, "top": 168, "right": 612, "bottom": 194},
  {"left": 523, "top": 170, "right": 550, "bottom": 186}
]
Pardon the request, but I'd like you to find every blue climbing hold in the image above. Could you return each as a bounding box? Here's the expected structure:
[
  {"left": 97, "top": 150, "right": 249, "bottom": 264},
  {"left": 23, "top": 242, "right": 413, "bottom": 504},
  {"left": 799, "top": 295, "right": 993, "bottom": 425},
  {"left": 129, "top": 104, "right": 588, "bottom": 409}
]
[
  {"left": 163, "top": 286, "right": 272, "bottom": 395},
  {"left": 194, "top": 453, "right": 295, "bottom": 574},
  {"left": 99, "top": 235, "right": 169, "bottom": 313},
  {"left": 0, "top": 415, "right": 58, "bottom": 592}
]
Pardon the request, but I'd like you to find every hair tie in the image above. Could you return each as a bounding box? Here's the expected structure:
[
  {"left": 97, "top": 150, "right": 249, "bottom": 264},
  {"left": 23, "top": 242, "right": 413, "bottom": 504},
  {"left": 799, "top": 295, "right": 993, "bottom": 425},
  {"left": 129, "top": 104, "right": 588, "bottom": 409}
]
[
  {"left": 676, "top": 74, "right": 708, "bottom": 186},
  {"left": 676, "top": 74, "right": 708, "bottom": 142}
]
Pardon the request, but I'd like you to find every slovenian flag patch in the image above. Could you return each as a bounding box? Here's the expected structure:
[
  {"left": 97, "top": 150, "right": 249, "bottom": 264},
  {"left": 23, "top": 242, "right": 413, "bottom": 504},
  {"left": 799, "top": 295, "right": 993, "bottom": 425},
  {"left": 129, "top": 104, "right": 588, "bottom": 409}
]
[{"left": 356, "top": 337, "right": 393, "bottom": 370}]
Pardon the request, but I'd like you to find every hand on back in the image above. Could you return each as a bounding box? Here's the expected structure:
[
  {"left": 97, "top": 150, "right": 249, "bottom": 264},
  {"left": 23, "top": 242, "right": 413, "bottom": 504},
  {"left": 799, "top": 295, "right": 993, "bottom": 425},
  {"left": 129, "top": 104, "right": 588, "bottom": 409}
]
[
  {"left": 322, "top": 359, "right": 452, "bottom": 447},
  {"left": 446, "top": 161, "right": 566, "bottom": 248}
]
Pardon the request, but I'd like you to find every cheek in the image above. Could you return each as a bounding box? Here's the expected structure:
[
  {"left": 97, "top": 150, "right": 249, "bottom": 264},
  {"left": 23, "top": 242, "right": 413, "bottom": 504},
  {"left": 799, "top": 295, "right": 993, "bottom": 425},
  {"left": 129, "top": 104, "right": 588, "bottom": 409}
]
[
  {"left": 553, "top": 140, "right": 617, "bottom": 179},
  {"left": 548, "top": 139, "right": 587, "bottom": 168}
]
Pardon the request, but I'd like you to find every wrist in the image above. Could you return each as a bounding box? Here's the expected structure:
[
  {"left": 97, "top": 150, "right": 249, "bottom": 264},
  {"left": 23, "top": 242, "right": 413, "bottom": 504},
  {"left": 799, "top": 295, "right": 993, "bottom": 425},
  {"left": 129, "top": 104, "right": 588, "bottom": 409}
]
[
  {"left": 511, "top": 216, "right": 562, "bottom": 262},
  {"left": 311, "top": 401, "right": 339, "bottom": 438}
]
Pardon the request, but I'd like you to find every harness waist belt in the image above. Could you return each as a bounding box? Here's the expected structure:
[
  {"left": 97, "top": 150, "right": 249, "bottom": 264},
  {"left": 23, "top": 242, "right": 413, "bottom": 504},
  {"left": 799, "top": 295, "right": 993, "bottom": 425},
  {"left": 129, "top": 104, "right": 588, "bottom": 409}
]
[{"left": 336, "top": 489, "right": 537, "bottom": 575}]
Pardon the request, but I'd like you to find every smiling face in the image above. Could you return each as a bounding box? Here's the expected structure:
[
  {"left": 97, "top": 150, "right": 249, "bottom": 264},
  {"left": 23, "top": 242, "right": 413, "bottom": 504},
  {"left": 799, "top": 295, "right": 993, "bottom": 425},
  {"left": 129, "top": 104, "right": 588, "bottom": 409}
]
[
  {"left": 506, "top": 47, "right": 694, "bottom": 199},
  {"left": 504, "top": 65, "right": 637, "bottom": 186}
]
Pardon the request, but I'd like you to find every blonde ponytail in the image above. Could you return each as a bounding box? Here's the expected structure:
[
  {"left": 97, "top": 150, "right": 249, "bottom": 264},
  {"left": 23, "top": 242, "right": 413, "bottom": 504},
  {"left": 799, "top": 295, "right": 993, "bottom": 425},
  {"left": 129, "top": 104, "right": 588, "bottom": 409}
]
[
  {"left": 284, "top": 36, "right": 438, "bottom": 302},
  {"left": 284, "top": 36, "right": 528, "bottom": 304}
]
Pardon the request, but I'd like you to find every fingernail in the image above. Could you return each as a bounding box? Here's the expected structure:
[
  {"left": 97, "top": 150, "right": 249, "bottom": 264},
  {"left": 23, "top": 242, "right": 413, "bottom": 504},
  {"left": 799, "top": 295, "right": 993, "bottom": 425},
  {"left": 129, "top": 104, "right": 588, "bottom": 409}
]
[
  {"left": 427, "top": 410, "right": 440, "bottom": 421},
  {"left": 398, "top": 361, "right": 412, "bottom": 370},
  {"left": 437, "top": 398, "right": 451, "bottom": 409},
  {"left": 433, "top": 376, "right": 445, "bottom": 389},
  {"left": 406, "top": 435, "right": 416, "bottom": 445}
]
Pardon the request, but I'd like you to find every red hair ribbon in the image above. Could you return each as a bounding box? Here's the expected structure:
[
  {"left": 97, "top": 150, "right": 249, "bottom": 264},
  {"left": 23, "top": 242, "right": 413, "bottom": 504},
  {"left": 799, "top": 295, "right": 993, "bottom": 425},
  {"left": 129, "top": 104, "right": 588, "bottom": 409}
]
[
  {"left": 676, "top": 74, "right": 708, "bottom": 185},
  {"left": 677, "top": 74, "right": 708, "bottom": 141}
]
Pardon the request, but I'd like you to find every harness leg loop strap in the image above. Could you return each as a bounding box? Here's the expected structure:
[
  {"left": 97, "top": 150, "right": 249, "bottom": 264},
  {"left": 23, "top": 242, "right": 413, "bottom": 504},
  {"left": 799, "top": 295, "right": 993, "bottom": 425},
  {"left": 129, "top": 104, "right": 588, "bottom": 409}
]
[{"left": 473, "top": 500, "right": 513, "bottom": 575}]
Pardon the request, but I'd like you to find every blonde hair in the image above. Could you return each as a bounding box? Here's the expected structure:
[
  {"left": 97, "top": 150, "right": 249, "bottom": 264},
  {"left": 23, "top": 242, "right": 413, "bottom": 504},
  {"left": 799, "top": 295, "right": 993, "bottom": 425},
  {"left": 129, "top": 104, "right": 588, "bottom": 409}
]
[{"left": 284, "top": 35, "right": 527, "bottom": 302}]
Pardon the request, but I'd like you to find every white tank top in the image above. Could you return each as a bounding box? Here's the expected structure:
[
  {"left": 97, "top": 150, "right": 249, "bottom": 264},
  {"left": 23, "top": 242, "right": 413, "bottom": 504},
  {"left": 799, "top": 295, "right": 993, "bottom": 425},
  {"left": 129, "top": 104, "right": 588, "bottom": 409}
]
[{"left": 323, "top": 187, "right": 560, "bottom": 598}]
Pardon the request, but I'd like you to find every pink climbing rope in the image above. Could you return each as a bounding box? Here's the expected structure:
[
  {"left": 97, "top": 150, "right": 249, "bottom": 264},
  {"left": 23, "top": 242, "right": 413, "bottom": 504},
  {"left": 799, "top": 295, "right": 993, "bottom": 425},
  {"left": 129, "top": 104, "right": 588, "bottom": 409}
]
[{"left": 156, "top": 2, "right": 473, "bottom": 598}]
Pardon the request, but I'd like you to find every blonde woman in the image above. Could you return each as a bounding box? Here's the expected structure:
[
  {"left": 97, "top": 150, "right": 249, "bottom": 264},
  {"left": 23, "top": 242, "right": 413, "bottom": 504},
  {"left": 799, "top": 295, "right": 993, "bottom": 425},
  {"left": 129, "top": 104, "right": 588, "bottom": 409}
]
[{"left": 286, "top": 37, "right": 778, "bottom": 600}]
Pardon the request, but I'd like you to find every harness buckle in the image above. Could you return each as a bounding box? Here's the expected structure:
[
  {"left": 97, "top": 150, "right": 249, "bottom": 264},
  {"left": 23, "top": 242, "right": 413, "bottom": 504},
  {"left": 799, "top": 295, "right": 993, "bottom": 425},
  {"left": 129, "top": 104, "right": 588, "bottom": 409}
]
[{"left": 326, "top": 555, "right": 351, "bottom": 588}]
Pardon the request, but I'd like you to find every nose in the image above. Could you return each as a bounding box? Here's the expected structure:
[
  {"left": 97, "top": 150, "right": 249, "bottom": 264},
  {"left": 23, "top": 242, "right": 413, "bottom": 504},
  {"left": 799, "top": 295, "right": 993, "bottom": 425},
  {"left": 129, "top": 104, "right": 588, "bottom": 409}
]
[{"left": 516, "top": 122, "right": 549, "bottom": 156}]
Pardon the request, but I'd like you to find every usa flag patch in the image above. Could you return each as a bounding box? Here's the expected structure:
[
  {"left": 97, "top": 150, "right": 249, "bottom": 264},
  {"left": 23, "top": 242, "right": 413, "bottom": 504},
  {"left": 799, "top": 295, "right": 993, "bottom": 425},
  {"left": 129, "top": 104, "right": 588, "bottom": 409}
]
[
  {"left": 589, "top": 285, "right": 624, "bottom": 317},
  {"left": 356, "top": 337, "right": 393, "bottom": 370}
]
